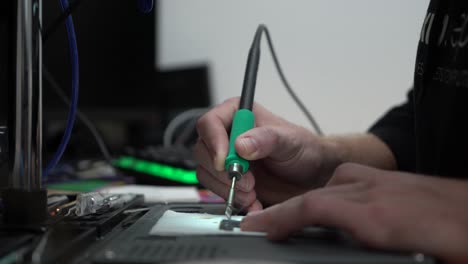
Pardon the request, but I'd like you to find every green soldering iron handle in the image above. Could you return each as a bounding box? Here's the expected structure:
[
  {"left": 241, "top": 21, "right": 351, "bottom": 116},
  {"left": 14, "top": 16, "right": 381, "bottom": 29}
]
[{"left": 224, "top": 109, "right": 255, "bottom": 176}]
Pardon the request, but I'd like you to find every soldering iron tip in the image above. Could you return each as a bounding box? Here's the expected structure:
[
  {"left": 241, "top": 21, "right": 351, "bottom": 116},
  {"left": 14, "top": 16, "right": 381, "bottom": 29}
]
[
  {"left": 225, "top": 177, "right": 237, "bottom": 220},
  {"left": 225, "top": 205, "right": 233, "bottom": 220}
]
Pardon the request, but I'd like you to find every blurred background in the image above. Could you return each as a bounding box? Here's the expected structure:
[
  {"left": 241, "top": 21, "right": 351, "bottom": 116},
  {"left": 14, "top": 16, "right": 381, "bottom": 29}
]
[
  {"left": 0, "top": 2, "right": 439, "bottom": 261},
  {"left": 158, "top": 0, "right": 430, "bottom": 133},
  {"left": 34, "top": 0, "right": 430, "bottom": 186}
]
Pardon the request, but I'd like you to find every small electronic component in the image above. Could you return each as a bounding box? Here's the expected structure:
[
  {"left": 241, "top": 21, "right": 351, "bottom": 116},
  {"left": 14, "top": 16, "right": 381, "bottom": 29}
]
[
  {"left": 51, "top": 200, "right": 76, "bottom": 217},
  {"left": 219, "top": 219, "right": 241, "bottom": 231},
  {"left": 75, "top": 192, "right": 136, "bottom": 217},
  {"left": 47, "top": 195, "right": 69, "bottom": 206}
]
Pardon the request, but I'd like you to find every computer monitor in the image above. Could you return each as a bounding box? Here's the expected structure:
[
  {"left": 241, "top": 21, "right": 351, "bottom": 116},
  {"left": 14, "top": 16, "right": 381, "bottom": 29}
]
[
  {"left": 42, "top": 0, "right": 211, "bottom": 158},
  {"left": 43, "top": 0, "right": 158, "bottom": 116}
]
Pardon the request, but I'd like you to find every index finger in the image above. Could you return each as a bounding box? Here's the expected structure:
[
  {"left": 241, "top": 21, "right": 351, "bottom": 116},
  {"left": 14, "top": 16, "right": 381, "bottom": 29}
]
[
  {"left": 196, "top": 98, "right": 240, "bottom": 171},
  {"left": 241, "top": 192, "right": 368, "bottom": 241}
]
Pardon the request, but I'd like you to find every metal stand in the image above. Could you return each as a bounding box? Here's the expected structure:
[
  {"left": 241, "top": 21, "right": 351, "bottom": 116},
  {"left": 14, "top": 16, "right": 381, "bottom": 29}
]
[{"left": 3, "top": 0, "right": 46, "bottom": 225}]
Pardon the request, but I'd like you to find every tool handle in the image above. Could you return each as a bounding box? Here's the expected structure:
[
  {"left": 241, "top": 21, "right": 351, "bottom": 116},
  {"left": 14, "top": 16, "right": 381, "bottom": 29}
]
[{"left": 225, "top": 109, "right": 255, "bottom": 173}]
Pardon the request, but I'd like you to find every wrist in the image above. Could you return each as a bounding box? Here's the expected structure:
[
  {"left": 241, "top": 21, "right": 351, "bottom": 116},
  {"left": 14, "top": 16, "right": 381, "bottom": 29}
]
[
  {"left": 323, "top": 133, "right": 397, "bottom": 170},
  {"left": 302, "top": 134, "right": 344, "bottom": 187},
  {"left": 318, "top": 135, "right": 346, "bottom": 175}
]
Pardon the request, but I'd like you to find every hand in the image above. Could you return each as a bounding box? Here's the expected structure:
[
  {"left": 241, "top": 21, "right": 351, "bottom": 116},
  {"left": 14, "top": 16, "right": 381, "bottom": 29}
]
[
  {"left": 195, "top": 97, "right": 338, "bottom": 211},
  {"left": 240, "top": 163, "right": 468, "bottom": 263}
]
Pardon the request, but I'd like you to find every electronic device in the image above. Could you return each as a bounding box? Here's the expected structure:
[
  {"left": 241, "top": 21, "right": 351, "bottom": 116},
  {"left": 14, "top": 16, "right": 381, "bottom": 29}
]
[
  {"left": 114, "top": 145, "right": 198, "bottom": 186},
  {"left": 89, "top": 203, "right": 435, "bottom": 264},
  {"left": 43, "top": 0, "right": 157, "bottom": 120},
  {"left": 16, "top": 194, "right": 143, "bottom": 263},
  {"left": 41, "top": 0, "right": 159, "bottom": 158},
  {"left": 0, "top": 2, "right": 439, "bottom": 263}
]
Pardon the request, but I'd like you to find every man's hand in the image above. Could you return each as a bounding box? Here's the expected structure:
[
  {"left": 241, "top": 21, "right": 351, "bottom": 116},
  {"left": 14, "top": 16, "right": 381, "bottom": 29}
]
[
  {"left": 241, "top": 163, "right": 468, "bottom": 263},
  {"left": 194, "top": 98, "right": 339, "bottom": 211}
]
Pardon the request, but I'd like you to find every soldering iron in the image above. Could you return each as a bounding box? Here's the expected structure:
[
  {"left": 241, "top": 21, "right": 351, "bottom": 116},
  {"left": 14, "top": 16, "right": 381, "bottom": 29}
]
[
  {"left": 223, "top": 24, "right": 323, "bottom": 220},
  {"left": 224, "top": 25, "right": 263, "bottom": 219}
]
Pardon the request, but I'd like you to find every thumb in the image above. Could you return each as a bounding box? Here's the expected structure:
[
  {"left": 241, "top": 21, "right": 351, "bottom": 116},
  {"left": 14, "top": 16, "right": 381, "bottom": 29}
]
[{"left": 235, "top": 126, "right": 303, "bottom": 162}]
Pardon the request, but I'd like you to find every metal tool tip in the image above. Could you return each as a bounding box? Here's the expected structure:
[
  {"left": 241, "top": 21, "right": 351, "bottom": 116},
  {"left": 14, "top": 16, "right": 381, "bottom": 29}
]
[
  {"left": 225, "top": 205, "right": 233, "bottom": 220},
  {"left": 225, "top": 177, "right": 237, "bottom": 219}
]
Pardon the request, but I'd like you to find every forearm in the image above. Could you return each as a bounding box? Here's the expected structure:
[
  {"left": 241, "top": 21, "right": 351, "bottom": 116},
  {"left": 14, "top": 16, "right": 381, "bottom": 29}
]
[{"left": 323, "top": 133, "right": 397, "bottom": 170}]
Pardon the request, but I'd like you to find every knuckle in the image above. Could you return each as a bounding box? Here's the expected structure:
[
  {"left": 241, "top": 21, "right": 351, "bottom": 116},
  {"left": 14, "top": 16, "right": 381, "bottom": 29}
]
[
  {"left": 247, "top": 126, "right": 278, "bottom": 157},
  {"left": 262, "top": 126, "right": 279, "bottom": 144},
  {"left": 300, "top": 193, "right": 320, "bottom": 215},
  {"left": 236, "top": 191, "right": 256, "bottom": 207},
  {"left": 299, "top": 193, "right": 332, "bottom": 224}
]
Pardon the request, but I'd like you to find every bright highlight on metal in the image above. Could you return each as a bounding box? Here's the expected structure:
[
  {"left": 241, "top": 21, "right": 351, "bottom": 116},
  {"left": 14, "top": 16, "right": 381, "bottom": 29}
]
[
  {"left": 114, "top": 156, "right": 198, "bottom": 184},
  {"left": 225, "top": 177, "right": 237, "bottom": 219}
]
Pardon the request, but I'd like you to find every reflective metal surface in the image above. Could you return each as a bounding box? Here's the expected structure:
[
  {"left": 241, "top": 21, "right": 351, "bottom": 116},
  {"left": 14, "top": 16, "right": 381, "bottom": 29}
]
[{"left": 12, "top": 0, "right": 42, "bottom": 190}]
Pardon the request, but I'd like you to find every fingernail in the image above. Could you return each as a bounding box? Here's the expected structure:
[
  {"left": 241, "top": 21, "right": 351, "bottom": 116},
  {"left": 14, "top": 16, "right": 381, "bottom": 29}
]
[
  {"left": 241, "top": 211, "right": 262, "bottom": 224},
  {"left": 241, "top": 211, "right": 263, "bottom": 231},
  {"left": 213, "top": 155, "right": 224, "bottom": 171},
  {"left": 246, "top": 210, "right": 262, "bottom": 217},
  {"left": 238, "top": 137, "right": 258, "bottom": 157}
]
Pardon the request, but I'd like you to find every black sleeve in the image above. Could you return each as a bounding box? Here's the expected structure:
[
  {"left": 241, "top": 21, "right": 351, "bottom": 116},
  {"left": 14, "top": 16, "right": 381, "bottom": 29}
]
[{"left": 368, "top": 89, "right": 416, "bottom": 172}]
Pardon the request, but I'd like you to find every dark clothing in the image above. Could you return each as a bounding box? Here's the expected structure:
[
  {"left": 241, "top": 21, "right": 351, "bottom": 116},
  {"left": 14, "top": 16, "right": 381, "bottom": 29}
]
[{"left": 370, "top": 0, "right": 468, "bottom": 178}]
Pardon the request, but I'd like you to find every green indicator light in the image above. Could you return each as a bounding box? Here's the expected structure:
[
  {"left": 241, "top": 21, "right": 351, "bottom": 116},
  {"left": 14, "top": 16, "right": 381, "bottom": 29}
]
[
  {"left": 117, "top": 157, "right": 135, "bottom": 168},
  {"left": 148, "top": 163, "right": 160, "bottom": 175},
  {"left": 48, "top": 179, "right": 112, "bottom": 192},
  {"left": 161, "top": 166, "right": 172, "bottom": 176},
  {"left": 114, "top": 156, "right": 198, "bottom": 184},
  {"left": 112, "top": 157, "right": 135, "bottom": 168},
  {"left": 134, "top": 161, "right": 147, "bottom": 172}
]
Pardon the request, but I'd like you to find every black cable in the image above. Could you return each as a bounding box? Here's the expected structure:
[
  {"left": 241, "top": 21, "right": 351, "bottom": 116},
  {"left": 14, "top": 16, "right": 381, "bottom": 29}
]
[
  {"left": 42, "top": 0, "right": 87, "bottom": 41},
  {"left": 239, "top": 27, "right": 263, "bottom": 110},
  {"left": 43, "top": 66, "right": 114, "bottom": 164},
  {"left": 255, "top": 25, "right": 324, "bottom": 135},
  {"left": 174, "top": 117, "right": 199, "bottom": 146}
]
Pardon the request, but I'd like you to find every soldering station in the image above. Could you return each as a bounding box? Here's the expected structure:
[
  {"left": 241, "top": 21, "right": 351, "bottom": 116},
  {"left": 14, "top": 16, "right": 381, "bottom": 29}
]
[{"left": 0, "top": 1, "right": 435, "bottom": 263}]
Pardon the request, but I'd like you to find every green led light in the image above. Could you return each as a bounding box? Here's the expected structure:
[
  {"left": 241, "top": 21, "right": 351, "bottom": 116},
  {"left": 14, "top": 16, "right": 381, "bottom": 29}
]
[
  {"left": 118, "top": 156, "right": 134, "bottom": 167},
  {"left": 113, "top": 156, "right": 198, "bottom": 184},
  {"left": 48, "top": 179, "right": 112, "bottom": 192}
]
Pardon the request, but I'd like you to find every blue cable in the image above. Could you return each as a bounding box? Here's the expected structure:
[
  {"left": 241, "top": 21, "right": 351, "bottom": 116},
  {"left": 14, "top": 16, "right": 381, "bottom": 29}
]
[
  {"left": 137, "top": 0, "right": 154, "bottom": 13},
  {"left": 43, "top": 0, "right": 79, "bottom": 179}
]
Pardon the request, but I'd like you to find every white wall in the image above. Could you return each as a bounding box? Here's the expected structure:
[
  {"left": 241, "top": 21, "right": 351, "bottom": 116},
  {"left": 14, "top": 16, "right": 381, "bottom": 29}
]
[{"left": 158, "top": 0, "right": 430, "bottom": 134}]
